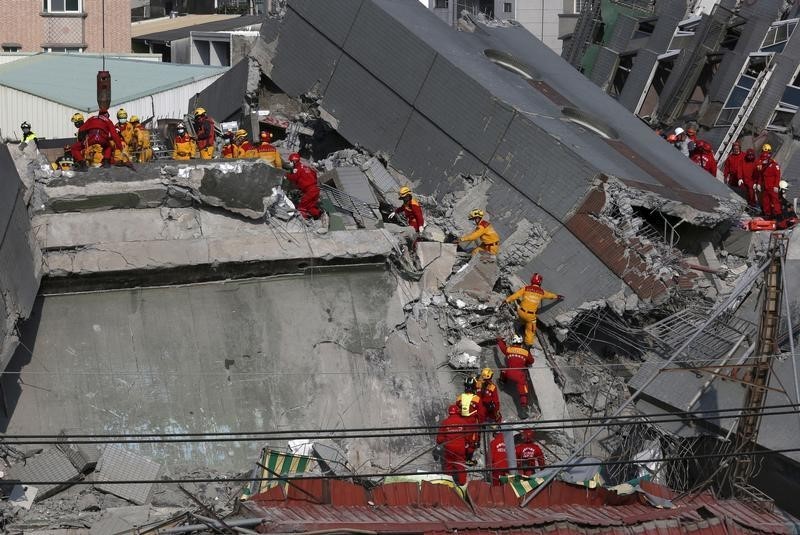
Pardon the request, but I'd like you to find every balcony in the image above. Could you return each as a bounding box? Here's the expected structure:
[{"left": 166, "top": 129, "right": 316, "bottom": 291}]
[{"left": 40, "top": 11, "right": 87, "bottom": 48}]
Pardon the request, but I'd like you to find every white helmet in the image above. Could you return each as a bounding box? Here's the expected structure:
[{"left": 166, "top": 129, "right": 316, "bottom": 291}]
[
  {"left": 779, "top": 180, "right": 789, "bottom": 190},
  {"left": 674, "top": 127, "right": 685, "bottom": 135},
  {"left": 511, "top": 334, "right": 523, "bottom": 345}
]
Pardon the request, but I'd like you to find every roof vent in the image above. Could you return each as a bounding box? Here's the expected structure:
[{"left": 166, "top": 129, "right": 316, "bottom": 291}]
[
  {"left": 483, "top": 49, "right": 539, "bottom": 81},
  {"left": 561, "top": 107, "right": 619, "bottom": 140}
]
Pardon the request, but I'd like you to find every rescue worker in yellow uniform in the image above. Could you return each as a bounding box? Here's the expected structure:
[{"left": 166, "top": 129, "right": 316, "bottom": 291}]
[
  {"left": 256, "top": 131, "right": 283, "bottom": 168},
  {"left": 505, "top": 273, "right": 563, "bottom": 347},
  {"left": 129, "top": 116, "right": 153, "bottom": 162},
  {"left": 114, "top": 108, "right": 134, "bottom": 165},
  {"left": 459, "top": 209, "right": 500, "bottom": 255},
  {"left": 172, "top": 123, "right": 196, "bottom": 161},
  {"left": 233, "top": 129, "right": 257, "bottom": 158}
]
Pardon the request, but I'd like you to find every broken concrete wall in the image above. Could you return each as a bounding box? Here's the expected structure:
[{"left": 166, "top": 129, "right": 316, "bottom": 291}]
[{"left": 0, "top": 144, "right": 42, "bottom": 372}]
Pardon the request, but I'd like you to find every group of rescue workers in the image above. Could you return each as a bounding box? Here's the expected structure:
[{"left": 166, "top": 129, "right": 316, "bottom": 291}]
[{"left": 666, "top": 123, "right": 796, "bottom": 228}]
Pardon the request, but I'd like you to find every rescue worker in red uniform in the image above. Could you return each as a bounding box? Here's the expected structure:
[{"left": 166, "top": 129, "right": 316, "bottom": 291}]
[
  {"left": 459, "top": 209, "right": 500, "bottom": 255},
  {"left": 456, "top": 376, "right": 486, "bottom": 423},
  {"left": 256, "top": 131, "right": 282, "bottom": 168},
  {"left": 489, "top": 431, "right": 510, "bottom": 486},
  {"left": 758, "top": 144, "right": 782, "bottom": 219},
  {"left": 193, "top": 107, "right": 215, "bottom": 159},
  {"left": 506, "top": 273, "right": 563, "bottom": 347},
  {"left": 70, "top": 110, "right": 124, "bottom": 168},
  {"left": 436, "top": 404, "right": 479, "bottom": 485},
  {"left": 723, "top": 141, "right": 745, "bottom": 189},
  {"left": 741, "top": 148, "right": 759, "bottom": 207},
  {"left": 690, "top": 140, "right": 717, "bottom": 176},
  {"left": 286, "top": 153, "right": 322, "bottom": 219},
  {"left": 393, "top": 186, "right": 425, "bottom": 232},
  {"left": 476, "top": 368, "right": 501, "bottom": 424},
  {"left": 497, "top": 335, "right": 534, "bottom": 416},
  {"left": 221, "top": 131, "right": 235, "bottom": 159},
  {"left": 515, "top": 429, "right": 545, "bottom": 477}
]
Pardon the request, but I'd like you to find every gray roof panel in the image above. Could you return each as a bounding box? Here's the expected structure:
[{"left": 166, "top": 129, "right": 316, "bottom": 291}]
[{"left": 287, "top": 0, "right": 363, "bottom": 47}]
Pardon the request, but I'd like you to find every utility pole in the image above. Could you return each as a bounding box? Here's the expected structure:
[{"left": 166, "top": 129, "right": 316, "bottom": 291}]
[{"left": 727, "top": 233, "right": 787, "bottom": 505}]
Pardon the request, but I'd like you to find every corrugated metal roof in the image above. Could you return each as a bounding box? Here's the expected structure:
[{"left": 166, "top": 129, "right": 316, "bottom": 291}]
[
  {"left": 0, "top": 54, "right": 227, "bottom": 111},
  {"left": 243, "top": 479, "right": 796, "bottom": 534}
]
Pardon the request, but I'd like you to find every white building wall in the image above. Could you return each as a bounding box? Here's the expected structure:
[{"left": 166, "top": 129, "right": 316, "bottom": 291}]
[
  {"left": 0, "top": 74, "right": 224, "bottom": 140},
  {"left": 498, "top": 0, "right": 565, "bottom": 54}
]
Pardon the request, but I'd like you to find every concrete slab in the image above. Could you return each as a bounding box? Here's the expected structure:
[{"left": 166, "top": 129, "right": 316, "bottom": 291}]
[
  {"left": 417, "top": 242, "right": 457, "bottom": 292},
  {"left": 5, "top": 449, "right": 81, "bottom": 500},
  {"left": 94, "top": 445, "right": 162, "bottom": 505},
  {"left": 2, "top": 268, "right": 452, "bottom": 472},
  {"left": 528, "top": 347, "right": 573, "bottom": 440},
  {"left": 444, "top": 253, "right": 499, "bottom": 301}
]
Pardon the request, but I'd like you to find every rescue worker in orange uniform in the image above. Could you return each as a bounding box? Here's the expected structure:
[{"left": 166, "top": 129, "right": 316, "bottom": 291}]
[
  {"left": 71, "top": 111, "right": 124, "bottom": 169},
  {"left": 113, "top": 108, "right": 134, "bottom": 165},
  {"left": 475, "top": 367, "right": 501, "bottom": 424},
  {"left": 172, "top": 123, "right": 196, "bottom": 161},
  {"left": 129, "top": 116, "right": 153, "bottom": 162},
  {"left": 393, "top": 186, "right": 425, "bottom": 232},
  {"left": 286, "top": 152, "right": 322, "bottom": 219},
  {"left": 193, "top": 107, "right": 215, "bottom": 159},
  {"left": 757, "top": 143, "right": 782, "bottom": 219},
  {"left": 459, "top": 209, "right": 500, "bottom": 255},
  {"left": 233, "top": 129, "right": 257, "bottom": 158},
  {"left": 256, "top": 131, "right": 283, "bottom": 168},
  {"left": 489, "top": 431, "right": 510, "bottom": 486},
  {"left": 723, "top": 141, "right": 745, "bottom": 189},
  {"left": 741, "top": 149, "right": 759, "bottom": 207},
  {"left": 456, "top": 376, "right": 486, "bottom": 423},
  {"left": 436, "top": 404, "right": 480, "bottom": 485},
  {"left": 497, "top": 335, "right": 534, "bottom": 416},
  {"left": 221, "top": 130, "right": 235, "bottom": 159},
  {"left": 515, "top": 429, "right": 545, "bottom": 477},
  {"left": 506, "top": 273, "right": 563, "bottom": 347}
]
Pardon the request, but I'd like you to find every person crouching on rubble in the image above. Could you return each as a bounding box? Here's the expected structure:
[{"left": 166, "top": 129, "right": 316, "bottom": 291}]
[
  {"left": 436, "top": 404, "right": 479, "bottom": 485},
  {"left": 221, "top": 130, "right": 235, "bottom": 159},
  {"left": 506, "top": 273, "right": 563, "bottom": 347},
  {"left": 497, "top": 335, "right": 534, "bottom": 417},
  {"left": 286, "top": 153, "right": 322, "bottom": 219},
  {"left": 458, "top": 209, "right": 500, "bottom": 255},
  {"left": 391, "top": 186, "right": 425, "bottom": 232}
]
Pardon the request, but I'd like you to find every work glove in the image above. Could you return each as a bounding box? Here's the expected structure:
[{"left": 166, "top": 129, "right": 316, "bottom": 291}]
[
  {"left": 557, "top": 294, "right": 565, "bottom": 300},
  {"left": 755, "top": 184, "right": 762, "bottom": 192},
  {"left": 774, "top": 187, "right": 780, "bottom": 193},
  {"left": 738, "top": 179, "right": 744, "bottom": 187}
]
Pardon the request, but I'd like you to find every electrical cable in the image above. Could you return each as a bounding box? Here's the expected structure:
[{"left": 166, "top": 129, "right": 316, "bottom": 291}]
[
  {"left": 3, "top": 404, "right": 796, "bottom": 442},
  {"left": 6, "top": 446, "right": 800, "bottom": 487}
]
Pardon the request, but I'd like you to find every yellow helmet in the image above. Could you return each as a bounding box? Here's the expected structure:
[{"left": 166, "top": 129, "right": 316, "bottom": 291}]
[
  {"left": 194, "top": 107, "right": 206, "bottom": 117},
  {"left": 469, "top": 209, "right": 485, "bottom": 220},
  {"left": 235, "top": 128, "right": 248, "bottom": 138},
  {"left": 116, "top": 108, "right": 128, "bottom": 120},
  {"left": 71, "top": 112, "right": 84, "bottom": 123},
  {"left": 130, "top": 115, "right": 140, "bottom": 123},
  {"left": 762, "top": 143, "right": 772, "bottom": 153},
  {"left": 399, "top": 186, "right": 412, "bottom": 198},
  {"left": 480, "top": 367, "right": 494, "bottom": 380}
]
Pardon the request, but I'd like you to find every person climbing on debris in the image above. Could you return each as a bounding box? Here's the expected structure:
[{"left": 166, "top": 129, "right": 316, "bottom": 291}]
[
  {"left": 130, "top": 116, "right": 153, "bottom": 162},
  {"left": 172, "top": 123, "right": 196, "bottom": 160},
  {"left": 497, "top": 335, "right": 535, "bottom": 417},
  {"left": 777, "top": 180, "right": 797, "bottom": 230},
  {"left": 489, "top": 431, "right": 510, "bottom": 486},
  {"left": 392, "top": 186, "right": 425, "bottom": 233},
  {"left": 757, "top": 143, "right": 782, "bottom": 220},
  {"left": 256, "top": 131, "right": 283, "bottom": 168},
  {"left": 476, "top": 368, "right": 501, "bottom": 424},
  {"left": 221, "top": 130, "right": 235, "bottom": 159},
  {"left": 193, "top": 107, "right": 216, "bottom": 159},
  {"left": 723, "top": 141, "right": 744, "bottom": 189},
  {"left": 515, "top": 429, "right": 545, "bottom": 476},
  {"left": 459, "top": 209, "right": 500, "bottom": 255},
  {"left": 286, "top": 152, "right": 322, "bottom": 219},
  {"left": 506, "top": 273, "right": 563, "bottom": 347},
  {"left": 233, "top": 129, "right": 257, "bottom": 158},
  {"left": 50, "top": 146, "right": 74, "bottom": 172},
  {"left": 741, "top": 148, "right": 759, "bottom": 207},
  {"left": 690, "top": 140, "right": 717, "bottom": 176},
  {"left": 436, "top": 404, "right": 480, "bottom": 485},
  {"left": 456, "top": 376, "right": 486, "bottom": 423},
  {"left": 70, "top": 110, "right": 125, "bottom": 170}
]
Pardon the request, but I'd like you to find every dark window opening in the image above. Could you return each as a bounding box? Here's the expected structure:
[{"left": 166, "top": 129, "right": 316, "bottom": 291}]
[
  {"left": 504, "top": 2, "right": 512, "bottom": 13},
  {"left": 610, "top": 53, "right": 635, "bottom": 98},
  {"left": 434, "top": 0, "right": 448, "bottom": 8},
  {"left": 478, "top": 0, "right": 494, "bottom": 17}
]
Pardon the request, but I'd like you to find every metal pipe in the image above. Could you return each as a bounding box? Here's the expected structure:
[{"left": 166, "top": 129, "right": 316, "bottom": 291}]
[
  {"left": 520, "top": 259, "right": 771, "bottom": 507},
  {"left": 158, "top": 517, "right": 265, "bottom": 534}
]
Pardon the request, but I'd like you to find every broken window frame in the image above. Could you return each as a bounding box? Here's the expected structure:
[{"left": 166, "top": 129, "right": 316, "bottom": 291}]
[
  {"left": 760, "top": 18, "right": 798, "bottom": 54},
  {"left": 714, "top": 53, "right": 772, "bottom": 127},
  {"left": 767, "top": 64, "right": 800, "bottom": 132}
]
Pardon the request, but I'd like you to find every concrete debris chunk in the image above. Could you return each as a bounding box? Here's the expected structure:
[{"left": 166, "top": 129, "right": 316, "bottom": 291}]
[
  {"left": 419, "top": 223, "right": 446, "bottom": 243},
  {"left": 57, "top": 432, "right": 102, "bottom": 474},
  {"left": 326, "top": 166, "right": 379, "bottom": 206},
  {"left": 7, "top": 484, "right": 38, "bottom": 510},
  {"left": 448, "top": 338, "right": 482, "bottom": 369},
  {"left": 417, "top": 242, "right": 457, "bottom": 292},
  {"left": 5, "top": 448, "right": 81, "bottom": 501},
  {"left": 93, "top": 445, "right": 162, "bottom": 505},
  {"left": 362, "top": 157, "right": 400, "bottom": 201},
  {"left": 528, "top": 348, "right": 574, "bottom": 440},
  {"left": 312, "top": 440, "right": 352, "bottom": 476},
  {"left": 89, "top": 505, "right": 182, "bottom": 535},
  {"left": 444, "top": 253, "right": 499, "bottom": 301}
]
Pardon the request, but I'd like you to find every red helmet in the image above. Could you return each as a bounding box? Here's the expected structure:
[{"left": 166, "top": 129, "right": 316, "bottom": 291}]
[
  {"left": 448, "top": 404, "right": 459, "bottom": 415},
  {"left": 289, "top": 153, "right": 301, "bottom": 163},
  {"left": 521, "top": 429, "right": 536, "bottom": 442},
  {"left": 745, "top": 148, "right": 756, "bottom": 161},
  {"left": 697, "top": 140, "right": 711, "bottom": 153},
  {"left": 530, "top": 273, "right": 543, "bottom": 286},
  {"left": 260, "top": 131, "right": 271, "bottom": 141}
]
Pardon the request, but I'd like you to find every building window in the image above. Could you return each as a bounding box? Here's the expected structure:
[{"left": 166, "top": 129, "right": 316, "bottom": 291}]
[
  {"left": 574, "top": 0, "right": 587, "bottom": 12},
  {"left": 434, "top": 0, "right": 448, "bottom": 8},
  {"left": 504, "top": 2, "right": 512, "bottom": 13},
  {"left": 761, "top": 19, "right": 798, "bottom": 53},
  {"left": 43, "top": 47, "right": 84, "bottom": 53},
  {"left": 2, "top": 46, "right": 21, "bottom": 52},
  {"left": 42, "top": 0, "right": 81, "bottom": 13}
]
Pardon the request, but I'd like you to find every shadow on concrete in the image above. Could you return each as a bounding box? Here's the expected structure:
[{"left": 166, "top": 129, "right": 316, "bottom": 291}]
[{"left": 0, "top": 295, "right": 43, "bottom": 432}]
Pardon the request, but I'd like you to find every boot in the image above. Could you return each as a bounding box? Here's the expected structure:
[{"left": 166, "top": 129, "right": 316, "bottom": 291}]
[{"left": 73, "top": 160, "right": 88, "bottom": 172}]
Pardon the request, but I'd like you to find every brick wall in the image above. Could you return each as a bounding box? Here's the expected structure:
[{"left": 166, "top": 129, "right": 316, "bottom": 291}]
[
  {"left": 0, "top": 1, "right": 43, "bottom": 51},
  {"left": 84, "top": 0, "right": 131, "bottom": 53}
]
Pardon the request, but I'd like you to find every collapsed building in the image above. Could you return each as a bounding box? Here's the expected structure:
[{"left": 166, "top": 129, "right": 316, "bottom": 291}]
[{"left": 1, "top": 0, "right": 799, "bottom": 531}]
